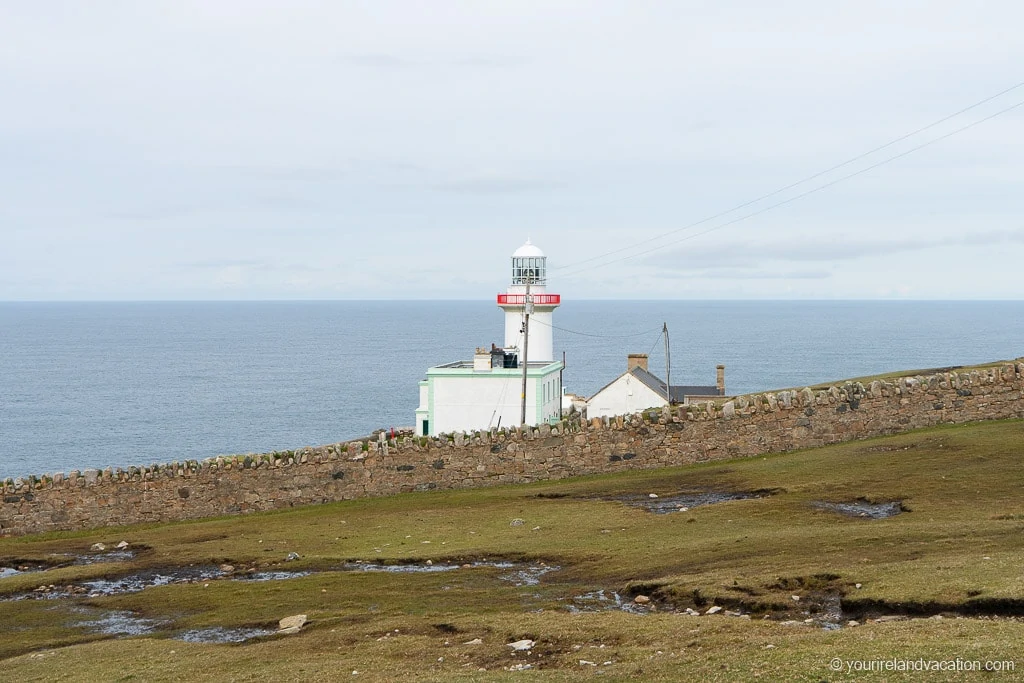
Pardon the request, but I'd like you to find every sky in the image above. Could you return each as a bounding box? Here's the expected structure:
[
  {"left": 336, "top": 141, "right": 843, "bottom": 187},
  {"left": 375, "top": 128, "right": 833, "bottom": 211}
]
[{"left": 2, "top": 1, "right": 1022, "bottom": 301}]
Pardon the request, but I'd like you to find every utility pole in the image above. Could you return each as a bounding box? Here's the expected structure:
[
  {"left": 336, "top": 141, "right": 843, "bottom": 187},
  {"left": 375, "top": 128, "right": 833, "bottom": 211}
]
[
  {"left": 559, "top": 350, "right": 565, "bottom": 420},
  {"left": 663, "top": 322, "right": 671, "bottom": 405},
  {"left": 520, "top": 277, "right": 532, "bottom": 427}
]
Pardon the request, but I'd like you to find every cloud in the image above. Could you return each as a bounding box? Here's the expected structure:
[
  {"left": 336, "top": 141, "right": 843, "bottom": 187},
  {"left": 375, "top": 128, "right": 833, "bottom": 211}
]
[
  {"left": 180, "top": 259, "right": 268, "bottom": 270},
  {"left": 660, "top": 269, "right": 833, "bottom": 280},
  {"left": 339, "top": 54, "right": 527, "bottom": 69},
  {"left": 339, "top": 54, "right": 411, "bottom": 68},
  {"left": 434, "top": 177, "right": 566, "bottom": 194},
  {"left": 646, "top": 229, "right": 1024, "bottom": 272}
]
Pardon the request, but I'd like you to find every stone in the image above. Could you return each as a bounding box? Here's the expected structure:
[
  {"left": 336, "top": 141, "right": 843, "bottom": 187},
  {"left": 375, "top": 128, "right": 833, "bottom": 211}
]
[
  {"left": 791, "top": 595, "right": 800, "bottom": 602},
  {"left": 219, "top": 564, "right": 235, "bottom": 573},
  {"left": 285, "top": 552, "right": 300, "bottom": 561},
  {"left": 685, "top": 608, "right": 700, "bottom": 616},
  {"left": 847, "top": 620, "right": 860, "bottom": 627},
  {"left": 705, "top": 606, "right": 722, "bottom": 615},
  {"left": 278, "top": 614, "right": 308, "bottom": 633},
  {"left": 648, "top": 493, "right": 658, "bottom": 499},
  {"left": 633, "top": 595, "right": 650, "bottom": 605},
  {"left": 509, "top": 518, "right": 525, "bottom": 526},
  {"left": 115, "top": 541, "right": 129, "bottom": 549},
  {"left": 90, "top": 543, "right": 106, "bottom": 552},
  {"left": 463, "top": 638, "right": 483, "bottom": 645},
  {"left": 508, "top": 639, "right": 534, "bottom": 651}
]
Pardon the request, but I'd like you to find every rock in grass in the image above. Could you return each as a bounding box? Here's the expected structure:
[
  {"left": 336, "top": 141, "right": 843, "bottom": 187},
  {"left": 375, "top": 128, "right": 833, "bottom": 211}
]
[
  {"left": 90, "top": 543, "right": 105, "bottom": 552},
  {"left": 634, "top": 595, "right": 650, "bottom": 605},
  {"left": 115, "top": 541, "right": 130, "bottom": 549},
  {"left": 510, "top": 518, "right": 525, "bottom": 526},
  {"left": 463, "top": 638, "right": 483, "bottom": 645},
  {"left": 705, "top": 606, "right": 723, "bottom": 615},
  {"left": 508, "top": 639, "right": 534, "bottom": 651},
  {"left": 278, "top": 614, "right": 307, "bottom": 634}
]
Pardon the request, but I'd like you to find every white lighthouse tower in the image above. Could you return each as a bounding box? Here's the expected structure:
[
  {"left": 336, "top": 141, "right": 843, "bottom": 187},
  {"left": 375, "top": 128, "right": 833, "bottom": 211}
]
[
  {"left": 497, "top": 239, "right": 560, "bottom": 363},
  {"left": 414, "top": 240, "right": 565, "bottom": 437}
]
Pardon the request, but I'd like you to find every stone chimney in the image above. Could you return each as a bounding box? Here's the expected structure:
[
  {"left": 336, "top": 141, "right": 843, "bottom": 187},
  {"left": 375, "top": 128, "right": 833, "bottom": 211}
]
[
  {"left": 628, "top": 354, "right": 649, "bottom": 372},
  {"left": 716, "top": 365, "right": 726, "bottom": 395}
]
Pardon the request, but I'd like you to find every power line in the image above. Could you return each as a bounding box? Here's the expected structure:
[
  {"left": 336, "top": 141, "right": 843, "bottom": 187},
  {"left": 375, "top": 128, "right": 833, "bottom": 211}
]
[
  {"left": 552, "top": 79, "right": 1024, "bottom": 276},
  {"left": 646, "top": 326, "right": 665, "bottom": 358},
  {"left": 557, "top": 95, "right": 1024, "bottom": 279},
  {"left": 531, "top": 317, "right": 663, "bottom": 339}
]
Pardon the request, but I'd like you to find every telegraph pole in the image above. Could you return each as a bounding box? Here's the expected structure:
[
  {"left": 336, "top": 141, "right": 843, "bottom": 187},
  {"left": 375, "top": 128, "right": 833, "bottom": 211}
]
[
  {"left": 520, "top": 277, "right": 532, "bottom": 426},
  {"left": 663, "top": 322, "right": 671, "bottom": 405}
]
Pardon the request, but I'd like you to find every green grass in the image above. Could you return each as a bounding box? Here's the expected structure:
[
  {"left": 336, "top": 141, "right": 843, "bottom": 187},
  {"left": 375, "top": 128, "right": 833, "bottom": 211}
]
[{"left": 2, "top": 420, "right": 1023, "bottom": 681}]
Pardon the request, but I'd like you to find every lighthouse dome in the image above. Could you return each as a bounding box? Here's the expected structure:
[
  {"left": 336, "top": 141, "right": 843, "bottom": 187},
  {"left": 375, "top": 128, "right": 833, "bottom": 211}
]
[{"left": 512, "top": 239, "right": 545, "bottom": 258}]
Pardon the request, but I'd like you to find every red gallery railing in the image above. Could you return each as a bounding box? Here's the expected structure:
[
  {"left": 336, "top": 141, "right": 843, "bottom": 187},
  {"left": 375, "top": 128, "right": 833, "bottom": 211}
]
[{"left": 496, "top": 294, "right": 561, "bottom": 305}]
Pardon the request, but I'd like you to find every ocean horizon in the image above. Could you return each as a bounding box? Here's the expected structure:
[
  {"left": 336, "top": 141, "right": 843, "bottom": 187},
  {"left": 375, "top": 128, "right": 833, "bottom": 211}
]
[{"left": 2, "top": 299, "right": 1022, "bottom": 479}]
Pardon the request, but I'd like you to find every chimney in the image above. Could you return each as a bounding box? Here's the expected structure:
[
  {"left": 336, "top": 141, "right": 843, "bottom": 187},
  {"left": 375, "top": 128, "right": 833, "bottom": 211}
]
[
  {"left": 627, "top": 354, "right": 648, "bottom": 372},
  {"left": 716, "top": 365, "right": 726, "bottom": 395},
  {"left": 474, "top": 347, "right": 491, "bottom": 371}
]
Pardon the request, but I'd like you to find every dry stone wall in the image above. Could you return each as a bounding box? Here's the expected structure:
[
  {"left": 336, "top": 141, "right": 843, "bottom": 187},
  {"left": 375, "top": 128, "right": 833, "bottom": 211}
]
[{"left": 3, "top": 363, "right": 1023, "bottom": 537}]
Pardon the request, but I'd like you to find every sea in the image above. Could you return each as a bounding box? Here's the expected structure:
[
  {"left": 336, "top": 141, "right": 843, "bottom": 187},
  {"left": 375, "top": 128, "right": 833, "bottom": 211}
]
[{"left": 1, "top": 300, "right": 1022, "bottom": 479}]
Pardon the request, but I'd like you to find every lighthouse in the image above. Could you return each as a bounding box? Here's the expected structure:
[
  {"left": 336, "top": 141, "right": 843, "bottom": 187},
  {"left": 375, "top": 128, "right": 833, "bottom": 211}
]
[
  {"left": 497, "top": 239, "right": 560, "bottom": 363},
  {"left": 414, "top": 240, "right": 565, "bottom": 437}
]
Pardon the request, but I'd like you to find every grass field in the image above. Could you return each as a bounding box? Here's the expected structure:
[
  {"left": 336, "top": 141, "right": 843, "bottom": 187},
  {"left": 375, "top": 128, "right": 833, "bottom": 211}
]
[{"left": 1, "top": 419, "right": 1023, "bottom": 681}]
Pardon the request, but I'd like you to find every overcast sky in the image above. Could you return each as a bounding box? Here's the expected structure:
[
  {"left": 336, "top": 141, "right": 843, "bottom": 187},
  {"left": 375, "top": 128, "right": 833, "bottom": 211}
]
[{"left": 2, "top": 2, "right": 1022, "bottom": 301}]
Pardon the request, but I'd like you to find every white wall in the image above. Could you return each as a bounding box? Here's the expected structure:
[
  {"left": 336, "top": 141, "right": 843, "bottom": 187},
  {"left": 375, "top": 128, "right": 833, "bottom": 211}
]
[
  {"left": 427, "top": 367, "right": 562, "bottom": 436},
  {"left": 587, "top": 373, "right": 666, "bottom": 419}
]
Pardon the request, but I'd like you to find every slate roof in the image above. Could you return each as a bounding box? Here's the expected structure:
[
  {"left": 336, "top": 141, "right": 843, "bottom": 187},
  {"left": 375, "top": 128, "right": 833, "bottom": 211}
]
[
  {"left": 628, "top": 367, "right": 720, "bottom": 403},
  {"left": 588, "top": 366, "right": 721, "bottom": 404}
]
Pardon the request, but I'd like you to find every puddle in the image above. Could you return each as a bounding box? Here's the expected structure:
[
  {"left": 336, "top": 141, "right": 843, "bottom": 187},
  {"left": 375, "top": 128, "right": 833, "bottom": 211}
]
[
  {"left": 343, "top": 561, "right": 463, "bottom": 573},
  {"left": 567, "top": 589, "right": 648, "bottom": 614},
  {"left": 614, "top": 491, "right": 765, "bottom": 514},
  {"left": 77, "top": 566, "right": 222, "bottom": 597},
  {"left": 0, "top": 567, "right": 21, "bottom": 579},
  {"left": 71, "top": 609, "right": 164, "bottom": 637},
  {"left": 175, "top": 627, "right": 275, "bottom": 643},
  {"left": 4, "top": 559, "right": 561, "bottom": 601},
  {"left": 498, "top": 564, "right": 559, "bottom": 587},
  {"left": 7, "top": 566, "right": 224, "bottom": 601},
  {"left": 807, "top": 593, "right": 845, "bottom": 630},
  {"left": 45, "top": 551, "right": 137, "bottom": 566},
  {"left": 813, "top": 500, "right": 904, "bottom": 519},
  {"left": 233, "top": 571, "right": 313, "bottom": 582}
]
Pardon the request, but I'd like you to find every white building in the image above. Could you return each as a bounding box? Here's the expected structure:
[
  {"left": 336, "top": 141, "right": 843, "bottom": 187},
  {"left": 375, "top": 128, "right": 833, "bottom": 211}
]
[
  {"left": 414, "top": 241, "right": 565, "bottom": 437},
  {"left": 587, "top": 354, "right": 725, "bottom": 420}
]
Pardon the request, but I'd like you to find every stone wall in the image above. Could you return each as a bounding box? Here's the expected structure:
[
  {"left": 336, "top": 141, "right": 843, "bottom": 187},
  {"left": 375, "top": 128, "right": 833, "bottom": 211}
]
[{"left": 3, "top": 363, "right": 1023, "bottom": 537}]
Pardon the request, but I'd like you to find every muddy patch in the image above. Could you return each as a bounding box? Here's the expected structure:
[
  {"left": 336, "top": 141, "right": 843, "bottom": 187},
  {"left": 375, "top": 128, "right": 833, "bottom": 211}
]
[
  {"left": 813, "top": 500, "right": 905, "bottom": 519},
  {"left": 612, "top": 490, "right": 773, "bottom": 514},
  {"left": 175, "top": 626, "right": 275, "bottom": 643}
]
